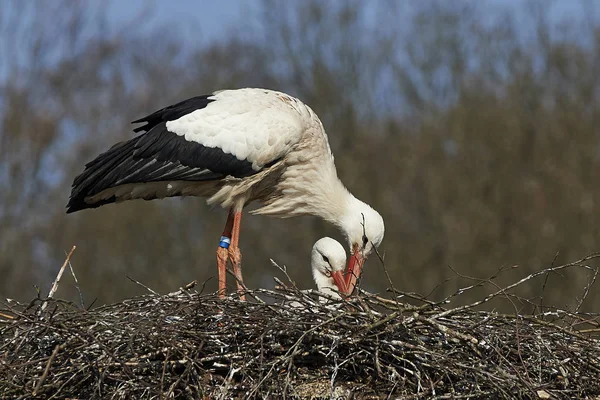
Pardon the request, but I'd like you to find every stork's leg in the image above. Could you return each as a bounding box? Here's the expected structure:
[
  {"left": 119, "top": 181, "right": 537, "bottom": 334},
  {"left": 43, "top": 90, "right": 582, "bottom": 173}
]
[
  {"left": 216, "top": 210, "right": 235, "bottom": 298},
  {"left": 228, "top": 211, "right": 246, "bottom": 301}
]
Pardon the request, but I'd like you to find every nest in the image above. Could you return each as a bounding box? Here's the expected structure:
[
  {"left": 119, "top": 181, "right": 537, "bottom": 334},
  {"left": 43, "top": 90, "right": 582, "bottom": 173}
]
[{"left": 2, "top": 255, "right": 600, "bottom": 399}]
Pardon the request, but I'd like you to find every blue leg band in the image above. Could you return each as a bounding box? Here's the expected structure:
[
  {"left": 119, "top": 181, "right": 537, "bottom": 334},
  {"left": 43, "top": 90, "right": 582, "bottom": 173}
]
[{"left": 219, "top": 236, "right": 231, "bottom": 249}]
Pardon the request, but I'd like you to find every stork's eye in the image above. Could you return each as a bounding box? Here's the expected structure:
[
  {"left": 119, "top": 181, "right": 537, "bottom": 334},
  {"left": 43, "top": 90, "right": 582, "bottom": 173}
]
[
  {"left": 362, "top": 235, "right": 369, "bottom": 246},
  {"left": 322, "top": 255, "right": 329, "bottom": 263}
]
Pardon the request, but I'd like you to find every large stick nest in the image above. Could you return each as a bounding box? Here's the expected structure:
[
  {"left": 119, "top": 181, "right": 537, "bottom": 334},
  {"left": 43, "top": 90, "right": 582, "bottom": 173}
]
[{"left": 1, "top": 255, "right": 600, "bottom": 399}]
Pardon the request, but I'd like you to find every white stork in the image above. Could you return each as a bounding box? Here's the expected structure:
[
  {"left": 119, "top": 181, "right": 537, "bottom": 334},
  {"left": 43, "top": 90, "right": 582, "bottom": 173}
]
[
  {"left": 310, "top": 237, "right": 347, "bottom": 299},
  {"left": 67, "top": 88, "right": 384, "bottom": 298},
  {"left": 284, "top": 237, "right": 347, "bottom": 309}
]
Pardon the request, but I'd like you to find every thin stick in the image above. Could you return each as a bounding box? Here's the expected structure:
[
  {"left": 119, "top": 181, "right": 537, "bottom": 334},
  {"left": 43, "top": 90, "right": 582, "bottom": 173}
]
[
  {"left": 33, "top": 344, "right": 61, "bottom": 395},
  {"left": 387, "top": 288, "right": 439, "bottom": 306},
  {"left": 67, "top": 256, "right": 84, "bottom": 308},
  {"left": 159, "top": 349, "right": 169, "bottom": 400},
  {"left": 373, "top": 246, "right": 400, "bottom": 308},
  {"left": 225, "top": 267, "right": 265, "bottom": 304},
  {"left": 270, "top": 259, "right": 318, "bottom": 305},
  {"left": 434, "top": 253, "right": 600, "bottom": 319},
  {"left": 126, "top": 275, "right": 159, "bottom": 295},
  {"left": 575, "top": 266, "right": 599, "bottom": 314},
  {"left": 442, "top": 264, "right": 514, "bottom": 305},
  {"left": 41, "top": 246, "right": 76, "bottom": 312},
  {"left": 539, "top": 251, "right": 560, "bottom": 315}
]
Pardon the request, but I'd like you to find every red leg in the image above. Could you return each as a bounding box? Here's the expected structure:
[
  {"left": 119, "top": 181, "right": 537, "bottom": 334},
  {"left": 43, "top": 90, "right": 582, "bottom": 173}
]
[
  {"left": 216, "top": 210, "right": 235, "bottom": 298},
  {"left": 228, "top": 211, "right": 246, "bottom": 300}
]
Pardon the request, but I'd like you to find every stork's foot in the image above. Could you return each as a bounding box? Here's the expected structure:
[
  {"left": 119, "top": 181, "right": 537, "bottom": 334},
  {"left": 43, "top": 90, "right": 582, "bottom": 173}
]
[
  {"left": 216, "top": 246, "right": 229, "bottom": 298},
  {"left": 228, "top": 246, "right": 246, "bottom": 300}
]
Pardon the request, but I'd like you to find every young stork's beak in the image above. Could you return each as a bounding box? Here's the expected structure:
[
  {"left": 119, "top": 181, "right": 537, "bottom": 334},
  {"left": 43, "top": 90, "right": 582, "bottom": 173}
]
[{"left": 331, "top": 270, "right": 347, "bottom": 297}]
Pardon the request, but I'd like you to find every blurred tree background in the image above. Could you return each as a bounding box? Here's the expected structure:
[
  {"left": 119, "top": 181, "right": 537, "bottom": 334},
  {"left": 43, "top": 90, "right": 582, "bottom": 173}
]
[{"left": 1, "top": 0, "right": 599, "bottom": 311}]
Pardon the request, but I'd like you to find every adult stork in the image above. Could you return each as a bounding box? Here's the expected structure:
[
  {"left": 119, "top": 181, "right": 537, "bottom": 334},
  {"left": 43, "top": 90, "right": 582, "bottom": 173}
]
[{"left": 66, "top": 88, "right": 384, "bottom": 298}]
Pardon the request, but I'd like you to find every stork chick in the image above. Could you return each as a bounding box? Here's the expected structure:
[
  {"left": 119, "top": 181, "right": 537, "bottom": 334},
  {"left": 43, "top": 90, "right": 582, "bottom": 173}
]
[{"left": 311, "top": 237, "right": 347, "bottom": 299}]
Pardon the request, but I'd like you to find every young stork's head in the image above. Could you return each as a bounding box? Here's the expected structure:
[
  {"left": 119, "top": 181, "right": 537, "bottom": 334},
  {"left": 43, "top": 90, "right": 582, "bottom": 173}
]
[{"left": 311, "top": 237, "right": 348, "bottom": 298}]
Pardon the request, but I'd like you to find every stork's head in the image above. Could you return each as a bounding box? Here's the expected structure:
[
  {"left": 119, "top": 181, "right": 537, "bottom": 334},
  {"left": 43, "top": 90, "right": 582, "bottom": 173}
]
[
  {"left": 340, "top": 198, "right": 385, "bottom": 293},
  {"left": 311, "top": 237, "right": 347, "bottom": 298}
]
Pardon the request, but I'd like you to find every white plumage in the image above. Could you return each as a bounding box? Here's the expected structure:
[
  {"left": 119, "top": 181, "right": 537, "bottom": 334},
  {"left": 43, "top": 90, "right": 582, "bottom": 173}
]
[
  {"left": 311, "top": 237, "right": 347, "bottom": 299},
  {"left": 67, "top": 88, "right": 384, "bottom": 298},
  {"left": 166, "top": 89, "right": 306, "bottom": 169},
  {"left": 285, "top": 237, "right": 347, "bottom": 309}
]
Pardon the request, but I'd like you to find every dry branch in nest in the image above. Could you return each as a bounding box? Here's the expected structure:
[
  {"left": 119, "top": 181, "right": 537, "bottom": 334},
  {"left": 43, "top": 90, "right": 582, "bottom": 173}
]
[{"left": 1, "top": 254, "right": 600, "bottom": 399}]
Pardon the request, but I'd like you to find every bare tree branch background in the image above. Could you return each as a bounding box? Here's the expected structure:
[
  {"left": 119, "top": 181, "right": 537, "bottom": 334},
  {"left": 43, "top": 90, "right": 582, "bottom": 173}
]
[{"left": 1, "top": 0, "right": 599, "bottom": 312}]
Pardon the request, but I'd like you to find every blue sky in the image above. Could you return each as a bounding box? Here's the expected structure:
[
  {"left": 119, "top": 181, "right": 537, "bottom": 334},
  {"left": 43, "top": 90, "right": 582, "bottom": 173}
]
[
  {"left": 0, "top": 0, "right": 597, "bottom": 87},
  {"left": 105, "top": 0, "right": 259, "bottom": 43},
  {"left": 104, "top": 0, "right": 599, "bottom": 45}
]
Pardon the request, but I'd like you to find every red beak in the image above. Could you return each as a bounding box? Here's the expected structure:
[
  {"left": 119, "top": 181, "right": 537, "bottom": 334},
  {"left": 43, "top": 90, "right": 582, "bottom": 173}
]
[
  {"left": 331, "top": 270, "right": 347, "bottom": 297},
  {"left": 345, "top": 245, "right": 364, "bottom": 295}
]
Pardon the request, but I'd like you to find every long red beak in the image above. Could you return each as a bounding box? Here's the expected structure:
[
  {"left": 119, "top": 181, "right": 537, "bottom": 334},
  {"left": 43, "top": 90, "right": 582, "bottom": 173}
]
[
  {"left": 345, "top": 246, "right": 364, "bottom": 295},
  {"left": 331, "top": 270, "right": 347, "bottom": 297}
]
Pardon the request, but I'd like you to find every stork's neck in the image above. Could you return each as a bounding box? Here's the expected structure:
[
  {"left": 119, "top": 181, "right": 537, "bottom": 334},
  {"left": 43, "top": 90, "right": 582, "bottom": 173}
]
[
  {"left": 252, "top": 123, "right": 361, "bottom": 226},
  {"left": 310, "top": 167, "right": 382, "bottom": 253},
  {"left": 309, "top": 165, "right": 358, "bottom": 231}
]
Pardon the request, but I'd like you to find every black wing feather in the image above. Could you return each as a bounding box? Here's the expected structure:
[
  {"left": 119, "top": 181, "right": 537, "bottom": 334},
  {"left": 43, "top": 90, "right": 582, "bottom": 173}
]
[
  {"left": 67, "top": 96, "right": 259, "bottom": 213},
  {"left": 132, "top": 95, "right": 214, "bottom": 133}
]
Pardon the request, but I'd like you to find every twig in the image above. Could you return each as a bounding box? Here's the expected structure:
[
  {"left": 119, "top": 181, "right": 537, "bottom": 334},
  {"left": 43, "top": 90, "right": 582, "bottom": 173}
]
[
  {"left": 270, "top": 258, "right": 316, "bottom": 305},
  {"left": 41, "top": 246, "right": 76, "bottom": 312},
  {"left": 434, "top": 253, "right": 600, "bottom": 319},
  {"left": 159, "top": 349, "right": 170, "bottom": 400},
  {"left": 387, "top": 288, "right": 440, "bottom": 306},
  {"left": 372, "top": 246, "right": 402, "bottom": 311},
  {"left": 167, "top": 280, "right": 198, "bottom": 297},
  {"left": 225, "top": 267, "right": 265, "bottom": 304},
  {"left": 126, "top": 275, "right": 159, "bottom": 295},
  {"left": 361, "top": 312, "right": 399, "bottom": 334},
  {"left": 575, "top": 266, "right": 599, "bottom": 314},
  {"left": 33, "top": 344, "right": 62, "bottom": 395},
  {"left": 442, "top": 263, "right": 515, "bottom": 305},
  {"left": 67, "top": 255, "right": 84, "bottom": 308},
  {"left": 539, "top": 251, "right": 560, "bottom": 315},
  {"left": 198, "top": 277, "right": 212, "bottom": 294}
]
